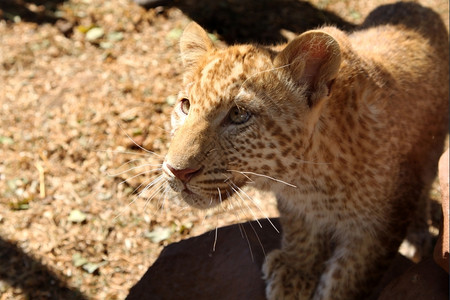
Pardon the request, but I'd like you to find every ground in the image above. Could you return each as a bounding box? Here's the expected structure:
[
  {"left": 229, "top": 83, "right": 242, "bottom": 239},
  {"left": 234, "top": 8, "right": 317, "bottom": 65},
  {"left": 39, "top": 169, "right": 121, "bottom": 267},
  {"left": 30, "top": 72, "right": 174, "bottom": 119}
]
[{"left": 0, "top": 0, "right": 448, "bottom": 299}]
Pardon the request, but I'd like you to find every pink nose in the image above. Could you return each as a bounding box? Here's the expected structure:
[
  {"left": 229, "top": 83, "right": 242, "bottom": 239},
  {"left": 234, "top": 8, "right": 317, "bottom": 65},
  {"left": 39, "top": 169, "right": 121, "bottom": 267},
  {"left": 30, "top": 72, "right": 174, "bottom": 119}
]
[{"left": 166, "top": 164, "right": 201, "bottom": 183}]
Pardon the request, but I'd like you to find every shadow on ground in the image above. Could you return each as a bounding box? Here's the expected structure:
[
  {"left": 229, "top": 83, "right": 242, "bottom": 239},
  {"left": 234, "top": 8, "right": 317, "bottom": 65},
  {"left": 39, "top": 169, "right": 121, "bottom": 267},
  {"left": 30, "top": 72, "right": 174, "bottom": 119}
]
[
  {"left": 0, "top": 0, "right": 66, "bottom": 24},
  {"left": 141, "top": 0, "right": 355, "bottom": 44},
  {"left": 0, "top": 236, "right": 87, "bottom": 300}
]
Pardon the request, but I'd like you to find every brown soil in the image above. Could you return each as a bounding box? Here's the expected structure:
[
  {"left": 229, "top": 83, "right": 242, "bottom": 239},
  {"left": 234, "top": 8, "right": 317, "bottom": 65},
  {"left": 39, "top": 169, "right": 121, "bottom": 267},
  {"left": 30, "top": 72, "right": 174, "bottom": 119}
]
[{"left": 0, "top": 0, "right": 448, "bottom": 299}]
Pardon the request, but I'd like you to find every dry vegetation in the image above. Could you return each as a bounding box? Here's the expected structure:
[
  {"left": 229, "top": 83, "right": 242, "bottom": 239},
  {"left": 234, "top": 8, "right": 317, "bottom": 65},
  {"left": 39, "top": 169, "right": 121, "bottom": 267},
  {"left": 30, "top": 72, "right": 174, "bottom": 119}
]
[{"left": 0, "top": 0, "right": 448, "bottom": 299}]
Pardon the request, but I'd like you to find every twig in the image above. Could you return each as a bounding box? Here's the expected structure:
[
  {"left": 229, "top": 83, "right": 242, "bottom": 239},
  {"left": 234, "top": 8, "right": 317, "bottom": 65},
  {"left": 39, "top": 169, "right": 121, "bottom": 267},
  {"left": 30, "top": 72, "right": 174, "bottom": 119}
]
[{"left": 35, "top": 161, "right": 46, "bottom": 198}]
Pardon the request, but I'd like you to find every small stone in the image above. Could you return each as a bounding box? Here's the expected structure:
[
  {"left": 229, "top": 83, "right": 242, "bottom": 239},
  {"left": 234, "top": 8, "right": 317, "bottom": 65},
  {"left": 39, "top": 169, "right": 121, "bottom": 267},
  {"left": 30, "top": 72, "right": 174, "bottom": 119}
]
[{"left": 86, "top": 27, "right": 104, "bottom": 41}]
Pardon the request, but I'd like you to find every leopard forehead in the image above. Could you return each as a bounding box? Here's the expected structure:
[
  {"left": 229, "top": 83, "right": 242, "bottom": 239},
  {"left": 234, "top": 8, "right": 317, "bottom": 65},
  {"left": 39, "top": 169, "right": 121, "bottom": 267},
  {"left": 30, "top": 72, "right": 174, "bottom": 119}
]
[{"left": 186, "top": 45, "right": 276, "bottom": 110}]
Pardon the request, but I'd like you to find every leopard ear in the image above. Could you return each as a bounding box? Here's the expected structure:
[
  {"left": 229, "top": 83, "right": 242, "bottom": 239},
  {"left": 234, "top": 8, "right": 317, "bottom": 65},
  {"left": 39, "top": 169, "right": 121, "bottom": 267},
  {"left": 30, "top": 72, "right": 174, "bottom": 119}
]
[
  {"left": 274, "top": 30, "right": 341, "bottom": 107},
  {"left": 180, "top": 22, "right": 214, "bottom": 73}
]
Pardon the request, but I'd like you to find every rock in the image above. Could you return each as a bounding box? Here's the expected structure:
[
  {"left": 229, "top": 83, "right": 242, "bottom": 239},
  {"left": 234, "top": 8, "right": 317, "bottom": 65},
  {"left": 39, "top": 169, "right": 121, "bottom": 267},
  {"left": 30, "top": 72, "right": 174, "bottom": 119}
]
[
  {"left": 126, "top": 219, "right": 281, "bottom": 300},
  {"left": 378, "top": 258, "right": 449, "bottom": 300}
]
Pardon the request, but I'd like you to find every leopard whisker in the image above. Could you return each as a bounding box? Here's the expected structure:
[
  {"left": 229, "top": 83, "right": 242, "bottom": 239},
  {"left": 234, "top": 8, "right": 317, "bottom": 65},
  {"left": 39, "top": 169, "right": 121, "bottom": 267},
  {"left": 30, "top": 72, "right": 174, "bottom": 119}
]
[
  {"left": 139, "top": 175, "right": 165, "bottom": 198},
  {"left": 134, "top": 177, "right": 164, "bottom": 209},
  {"left": 236, "top": 171, "right": 254, "bottom": 183},
  {"left": 238, "top": 222, "right": 255, "bottom": 262},
  {"left": 217, "top": 187, "right": 223, "bottom": 205},
  {"left": 229, "top": 195, "right": 261, "bottom": 262},
  {"left": 176, "top": 204, "right": 190, "bottom": 214},
  {"left": 114, "top": 194, "right": 139, "bottom": 220},
  {"left": 232, "top": 186, "right": 253, "bottom": 221},
  {"left": 227, "top": 182, "right": 262, "bottom": 228},
  {"left": 118, "top": 123, "right": 163, "bottom": 158},
  {"left": 95, "top": 149, "right": 158, "bottom": 158},
  {"left": 225, "top": 190, "right": 236, "bottom": 211},
  {"left": 232, "top": 182, "right": 280, "bottom": 234},
  {"left": 113, "top": 175, "right": 162, "bottom": 220},
  {"left": 109, "top": 157, "right": 149, "bottom": 170},
  {"left": 114, "top": 181, "right": 155, "bottom": 220},
  {"left": 240, "top": 62, "right": 293, "bottom": 91},
  {"left": 228, "top": 169, "right": 297, "bottom": 188},
  {"left": 128, "top": 178, "right": 150, "bottom": 197},
  {"left": 155, "top": 125, "right": 171, "bottom": 134},
  {"left": 143, "top": 181, "right": 166, "bottom": 212},
  {"left": 291, "top": 157, "right": 332, "bottom": 165},
  {"left": 159, "top": 183, "right": 171, "bottom": 211},
  {"left": 107, "top": 163, "right": 162, "bottom": 177},
  {"left": 119, "top": 168, "right": 162, "bottom": 185},
  {"left": 213, "top": 218, "right": 218, "bottom": 252},
  {"left": 247, "top": 220, "right": 267, "bottom": 257}
]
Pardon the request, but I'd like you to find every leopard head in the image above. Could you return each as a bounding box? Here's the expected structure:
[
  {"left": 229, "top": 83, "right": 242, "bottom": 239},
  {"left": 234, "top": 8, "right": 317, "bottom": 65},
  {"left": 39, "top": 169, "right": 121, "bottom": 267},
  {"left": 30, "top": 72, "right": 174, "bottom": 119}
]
[{"left": 162, "top": 22, "right": 341, "bottom": 209}]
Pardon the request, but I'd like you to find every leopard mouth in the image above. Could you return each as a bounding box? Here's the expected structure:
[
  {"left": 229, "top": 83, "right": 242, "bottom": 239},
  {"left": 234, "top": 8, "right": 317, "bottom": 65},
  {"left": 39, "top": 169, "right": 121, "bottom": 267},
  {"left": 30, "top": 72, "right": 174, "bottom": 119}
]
[{"left": 163, "top": 166, "right": 247, "bottom": 209}]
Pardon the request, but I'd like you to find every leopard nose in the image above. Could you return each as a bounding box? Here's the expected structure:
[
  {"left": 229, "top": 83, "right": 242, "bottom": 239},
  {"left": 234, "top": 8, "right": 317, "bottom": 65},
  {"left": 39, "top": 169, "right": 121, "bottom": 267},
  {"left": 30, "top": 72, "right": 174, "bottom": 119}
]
[{"left": 166, "top": 164, "right": 201, "bottom": 183}]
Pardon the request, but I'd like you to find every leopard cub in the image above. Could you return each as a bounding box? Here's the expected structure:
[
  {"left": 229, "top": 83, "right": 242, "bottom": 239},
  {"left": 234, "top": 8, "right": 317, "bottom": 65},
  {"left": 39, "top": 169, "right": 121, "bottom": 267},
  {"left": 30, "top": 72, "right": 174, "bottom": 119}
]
[{"left": 162, "top": 2, "right": 448, "bottom": 299}]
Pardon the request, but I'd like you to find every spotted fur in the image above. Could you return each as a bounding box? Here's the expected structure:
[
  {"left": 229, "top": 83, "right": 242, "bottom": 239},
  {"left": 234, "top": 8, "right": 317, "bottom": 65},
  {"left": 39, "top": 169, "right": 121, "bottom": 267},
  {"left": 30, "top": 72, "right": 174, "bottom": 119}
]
[{"left": 162, "top": 3, "right": 448, "bottom": 299}]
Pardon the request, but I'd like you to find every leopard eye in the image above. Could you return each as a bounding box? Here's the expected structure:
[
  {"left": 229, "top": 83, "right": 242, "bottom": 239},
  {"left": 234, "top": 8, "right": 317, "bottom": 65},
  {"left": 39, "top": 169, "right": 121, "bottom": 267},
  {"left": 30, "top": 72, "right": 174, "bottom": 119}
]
[
  {"left": 179, "top": 98, "right": 190, "bottom": 115},
  {"left": 229, "top": 106, "right": 251, "bottom": 124}
]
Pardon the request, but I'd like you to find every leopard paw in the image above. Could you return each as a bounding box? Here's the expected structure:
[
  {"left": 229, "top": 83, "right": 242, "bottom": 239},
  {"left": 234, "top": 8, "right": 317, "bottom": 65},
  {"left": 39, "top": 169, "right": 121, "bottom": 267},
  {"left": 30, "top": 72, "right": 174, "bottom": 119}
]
[{"left": 263, "top": 250, "right": 316, "bottom": 300}]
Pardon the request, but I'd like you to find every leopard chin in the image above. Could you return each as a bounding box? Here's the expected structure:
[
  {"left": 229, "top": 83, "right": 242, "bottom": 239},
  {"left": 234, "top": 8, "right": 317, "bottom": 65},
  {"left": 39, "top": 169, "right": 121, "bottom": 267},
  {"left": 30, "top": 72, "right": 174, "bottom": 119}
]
[
  {"left": 179, "top": 191, "right": 213, "bottom": 209},
  {"left": 178, "top": 188, "right": 229, "bottom": 209}
]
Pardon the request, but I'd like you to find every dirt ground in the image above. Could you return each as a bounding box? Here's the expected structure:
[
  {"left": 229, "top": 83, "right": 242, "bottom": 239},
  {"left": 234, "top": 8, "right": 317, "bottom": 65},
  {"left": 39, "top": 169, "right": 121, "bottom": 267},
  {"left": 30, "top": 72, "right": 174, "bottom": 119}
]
[{"left": 0, "top": 0, "right": 448, "bottom": 299}]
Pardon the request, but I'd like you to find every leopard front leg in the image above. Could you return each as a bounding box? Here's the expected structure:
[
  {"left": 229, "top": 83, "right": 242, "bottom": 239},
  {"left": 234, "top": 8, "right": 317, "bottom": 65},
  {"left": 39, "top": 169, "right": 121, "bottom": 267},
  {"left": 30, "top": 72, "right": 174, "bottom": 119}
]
[
  {"left": 312, "top": 229, "right": 399, "bottom": 300},
  {"left": 262, "top": 215, "right": 328, "bottom": 300},
  {"left": 263, "top": 249, "right": 318, "bottom": 300}
]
